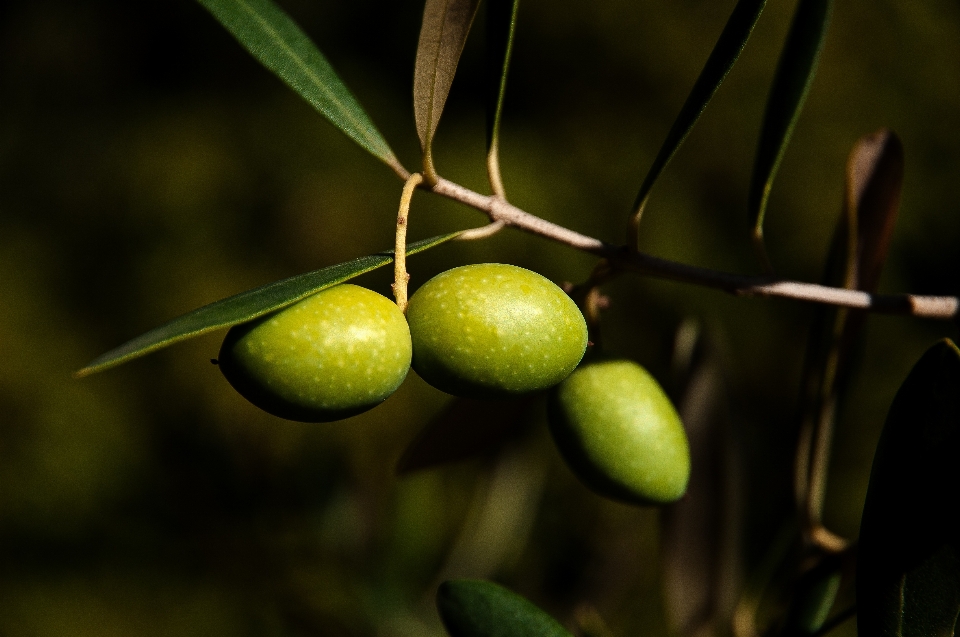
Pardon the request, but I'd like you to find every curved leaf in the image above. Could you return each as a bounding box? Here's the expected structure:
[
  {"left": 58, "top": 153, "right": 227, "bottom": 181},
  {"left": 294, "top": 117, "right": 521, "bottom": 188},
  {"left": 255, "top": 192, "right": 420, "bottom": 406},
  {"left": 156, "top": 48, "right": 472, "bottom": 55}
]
[
  {"left": 197, "top": 0, "right": 401, "bottom": 171},
  {"left": 76, "top": 233, "right": 461, "bottom": 377},
  {"left": 632, "top": 0, "right": 767, "bottom": 218},
  {"left": 485, "top": 0, "right": 521, "bottom": 196},
  {"left": 857, "top": 339, "right": 960, "bottom": 636},
  {"left": 437, "top": 579, "right": 573, "bottom": 637},
  {"left": 748, "top": 0, "right": 833, "bottom": 247},
  {"left": 414, "top": 0, "right": 482, "bottom": 177}
]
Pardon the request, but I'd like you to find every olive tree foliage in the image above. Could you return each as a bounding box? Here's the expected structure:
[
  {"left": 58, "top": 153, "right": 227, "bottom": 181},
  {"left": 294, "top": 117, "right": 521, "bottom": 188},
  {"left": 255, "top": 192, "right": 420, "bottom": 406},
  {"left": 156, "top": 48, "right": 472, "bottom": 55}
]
[{"left": 66, "top": 0, "right": 960, "bottom": 635}]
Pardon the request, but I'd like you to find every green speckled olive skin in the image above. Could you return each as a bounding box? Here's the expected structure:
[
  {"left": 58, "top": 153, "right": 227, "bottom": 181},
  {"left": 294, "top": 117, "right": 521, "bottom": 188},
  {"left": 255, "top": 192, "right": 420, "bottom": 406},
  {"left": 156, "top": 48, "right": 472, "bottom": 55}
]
[
  {"left": 548, "top": 358, "right": 690, "bottom": 505},
  {"left": 218, "top": 284, "right": 412, "bottom": 422},
  {"left": 407, "top": 264, "right": 588, "bottom": 399}
]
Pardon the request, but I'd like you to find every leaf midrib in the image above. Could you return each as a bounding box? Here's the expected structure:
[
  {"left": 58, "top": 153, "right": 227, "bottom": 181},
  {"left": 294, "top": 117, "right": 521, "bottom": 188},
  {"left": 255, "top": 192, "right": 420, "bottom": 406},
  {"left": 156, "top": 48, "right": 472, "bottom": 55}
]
[
  {"left": 424, "top": 0, "right": 452, "bottom": 145},
  {"left": 234, "top": 0, "right": 382, "bottom": 154}
]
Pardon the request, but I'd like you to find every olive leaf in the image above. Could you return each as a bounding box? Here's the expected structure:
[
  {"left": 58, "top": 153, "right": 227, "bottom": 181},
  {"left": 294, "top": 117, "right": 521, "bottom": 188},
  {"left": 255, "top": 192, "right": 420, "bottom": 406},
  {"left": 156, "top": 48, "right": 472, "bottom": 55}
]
[
  {"left": 485, "top": 0, "right": 521, "bottom": 196},
  {"left": 196, "top": 0, "right": 402, "bottom": 172},
  {"left": 396, "top": 394, "right": 537, "bottom": 474},
  {"left": 661, "top": 344, "right": 740, "bottom": 636},
  {"left": 748, "top": 0, "right": 833, "bottom": 264},
  {"left": 632, "top": 0, "right": 767, "bottom": 219},
  {"left": 437, "top": 579, "right": 574, "bottom": 637},
  {"left": 857, "top": 339, "right": 960, "bottom": 636},
  {"left": 845, "top": 129, "right": 904, "bottom": 294},
  {"left": 414, "top": 0, "right": 482, "bottom": 179},
  {"left": 780, "top": 555, "right": 843, "bottom": 636},
  {"left": 76, "top": 233, "right": 461, "bottom": 377},
  {"left": 794, "top": 130, "right": 904, "bottom": 519},
  {"left": 818, "top": 129, "right": 904, "bottom": 293}
]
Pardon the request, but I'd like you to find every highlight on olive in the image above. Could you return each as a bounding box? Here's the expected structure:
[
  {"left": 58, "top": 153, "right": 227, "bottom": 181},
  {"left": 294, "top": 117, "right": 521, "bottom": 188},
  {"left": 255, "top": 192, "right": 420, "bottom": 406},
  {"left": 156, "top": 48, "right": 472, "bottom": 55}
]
[
  {"left": 218, "top": 284, "right": 412, "bottom": 422},
  {"left": 406, "top": 263, "right": 589, "bottom": 399},
  {"left": 548, "top": 357, "right": 691, "bottom": 505}
]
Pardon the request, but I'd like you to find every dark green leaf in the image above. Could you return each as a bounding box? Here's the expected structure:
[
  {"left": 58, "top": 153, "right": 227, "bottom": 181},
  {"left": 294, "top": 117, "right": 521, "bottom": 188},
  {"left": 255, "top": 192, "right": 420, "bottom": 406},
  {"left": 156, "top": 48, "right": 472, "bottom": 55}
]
[
  {"left": 76, "top": 233, "right": 461, "bottom": 377},
  {"left": 748, "top": 0, "right": 833, "bottom": 241},
  {"left": 632, "top": 0, "right": 767, "bottom": 217},
  {"left": 857, "top": 339, "right": 960, "bottom": 637},
  {"left": 414, "top": 0, "right": 482, "bottom": 177},
  {"left": 196, "top": 0, "right": 401, "bottom": 171},
  {"left": 781, "top": 556, "right": 843, "bottom": 636},
  {"left": 485, "top": 0, "right": 520, "bottom": 195},
  {"left": 396, "top": 394, "right": 537, "bottom": 474},
  {"left": 437, "top": 579, "right": 573, "bottom": 637}
]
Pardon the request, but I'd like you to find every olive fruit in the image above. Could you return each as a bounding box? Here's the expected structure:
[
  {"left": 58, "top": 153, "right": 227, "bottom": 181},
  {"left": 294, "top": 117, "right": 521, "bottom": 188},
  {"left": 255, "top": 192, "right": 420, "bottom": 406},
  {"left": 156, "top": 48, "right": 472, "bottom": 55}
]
[
  {"left": 218, "top": 284, "right": 412, "bottom": 422},
  {"left": 406, "top": 263, "right": 588, "bottom": 399},
  {"left": 548, "top": 358, "right": 690, "bottom": 505}
]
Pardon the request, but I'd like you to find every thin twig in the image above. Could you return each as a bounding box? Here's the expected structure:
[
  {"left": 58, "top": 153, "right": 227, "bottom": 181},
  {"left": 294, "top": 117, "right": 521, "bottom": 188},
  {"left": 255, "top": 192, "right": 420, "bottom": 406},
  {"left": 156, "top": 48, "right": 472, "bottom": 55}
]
[
  {"left": 427, "top": 177, "right": 959, "bottom": 320},
  {"left": 393, "top": 173, "right": 423, "bottom": 312},
  {"left": 457, "top": 220, "right": 506, "bottom": 241}
]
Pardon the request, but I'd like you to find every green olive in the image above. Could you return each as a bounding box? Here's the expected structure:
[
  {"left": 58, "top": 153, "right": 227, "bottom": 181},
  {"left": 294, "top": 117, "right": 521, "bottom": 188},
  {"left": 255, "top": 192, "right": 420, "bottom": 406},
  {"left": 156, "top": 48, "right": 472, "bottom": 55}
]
[
  {"left": 406, "top": 263, "right": 588, "bottom": 399},
  {"left": 218, "top": 284, "right": 412, "bottom": 422},
  {"left": 548, "top": 358, "right": 690, "bottom": 505}
]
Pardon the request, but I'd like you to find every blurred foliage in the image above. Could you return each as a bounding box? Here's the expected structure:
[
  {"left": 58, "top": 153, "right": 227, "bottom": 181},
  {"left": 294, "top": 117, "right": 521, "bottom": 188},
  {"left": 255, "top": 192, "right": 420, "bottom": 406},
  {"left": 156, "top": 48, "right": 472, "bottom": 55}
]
[{"left": 1, "top": 0, "right": 958, "bottom": 635}]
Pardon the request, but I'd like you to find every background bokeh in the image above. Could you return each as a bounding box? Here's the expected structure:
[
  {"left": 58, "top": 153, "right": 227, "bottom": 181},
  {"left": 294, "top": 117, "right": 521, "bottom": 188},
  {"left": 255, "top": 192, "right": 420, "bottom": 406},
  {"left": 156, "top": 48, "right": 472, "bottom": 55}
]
[{"left": 1, "top": 0, "right": 958, "bottom": 635}]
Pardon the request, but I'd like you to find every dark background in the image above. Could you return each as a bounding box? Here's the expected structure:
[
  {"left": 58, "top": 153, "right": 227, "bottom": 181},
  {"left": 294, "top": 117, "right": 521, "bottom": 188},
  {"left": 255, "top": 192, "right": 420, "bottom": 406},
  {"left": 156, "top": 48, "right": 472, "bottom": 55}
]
[{"left": 1, "top": 0, "right": 958, "bottom": 635}]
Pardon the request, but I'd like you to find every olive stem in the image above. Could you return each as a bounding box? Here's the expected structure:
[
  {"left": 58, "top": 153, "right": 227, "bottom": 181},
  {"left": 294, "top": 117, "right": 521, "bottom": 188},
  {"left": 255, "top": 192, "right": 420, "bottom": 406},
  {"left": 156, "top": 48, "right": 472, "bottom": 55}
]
[
  {"left": 394, "top": 173, "right": 424, "bottom": 313},
  {"left": 422, "top": 177, "right": 959, "bottom": 320},
  {"left": 487, "top": 146, "right": 507, "bottom": 199},
  {"left": 457, "top": 219, "right": 506, "bottom": 241}
]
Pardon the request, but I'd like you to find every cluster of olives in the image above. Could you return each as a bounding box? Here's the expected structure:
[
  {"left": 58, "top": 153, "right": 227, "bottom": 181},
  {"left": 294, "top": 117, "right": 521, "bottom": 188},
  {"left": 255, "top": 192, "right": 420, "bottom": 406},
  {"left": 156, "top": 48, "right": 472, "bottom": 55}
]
[{"left": 218, "top": 263, "right": 690, "bottom": 504}]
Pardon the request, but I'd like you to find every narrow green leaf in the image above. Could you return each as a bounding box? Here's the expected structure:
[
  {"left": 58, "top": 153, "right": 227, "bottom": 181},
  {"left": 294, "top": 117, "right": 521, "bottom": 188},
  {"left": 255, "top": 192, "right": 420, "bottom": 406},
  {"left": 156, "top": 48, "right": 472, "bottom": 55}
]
[
  {"left": 414, "top": 0, "right": 482, "bottom": 178},
  {"left": 437, "top": 580, "right": 574, "bottom": 637},
  {"left": 857, "top": 339, "right": 960, "bottom": 636},
  {"left": 748, "top": 0, "right": 833, "bottom": 240},
  {"left": 632, "top": 0, "right": 767, "bottom": 217},
  {"left": 76, "top": 233, "right": 461, "bottom": 377},
  {"left": 196, "top": 0, "right": 401, "bottom": 170},
  {"left": 485, "top": 0, "right": 520, "bottom": 196}
]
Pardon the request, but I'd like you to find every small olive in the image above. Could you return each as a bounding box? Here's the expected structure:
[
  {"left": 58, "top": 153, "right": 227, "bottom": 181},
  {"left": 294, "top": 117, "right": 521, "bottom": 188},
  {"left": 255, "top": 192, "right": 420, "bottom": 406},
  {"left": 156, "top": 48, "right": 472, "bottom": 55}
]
[
  {"left": 218, "top": 284, "right": 412, "bottom": 422},
  {"left": 406, "top": 264, "right": 588, "bottom": 399},
  {"left": 548, "top": 358, "right": 690, "bottom": 505}
]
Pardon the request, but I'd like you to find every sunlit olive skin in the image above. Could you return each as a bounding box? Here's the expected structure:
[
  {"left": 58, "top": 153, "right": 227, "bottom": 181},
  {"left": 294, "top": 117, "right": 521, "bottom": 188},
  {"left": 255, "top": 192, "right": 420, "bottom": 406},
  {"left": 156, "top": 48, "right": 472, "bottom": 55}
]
[
  {"left": 407, "top": 264, "right": 588, "bottom": 399},
  {"left": 548, "top": 358, "right": 690, "bottom": 505},
  {"left": 218, "top": 284, "right": 412, "bottom": 422}
]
